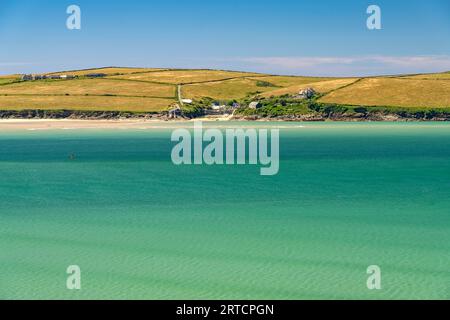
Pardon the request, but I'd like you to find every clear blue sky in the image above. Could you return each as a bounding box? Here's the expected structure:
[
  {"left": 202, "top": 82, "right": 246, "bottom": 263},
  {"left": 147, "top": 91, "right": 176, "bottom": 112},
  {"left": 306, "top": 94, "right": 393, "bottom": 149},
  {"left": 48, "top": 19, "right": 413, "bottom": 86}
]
[{"left": 1, "top": 0, "right": 449, "bottom": 76}]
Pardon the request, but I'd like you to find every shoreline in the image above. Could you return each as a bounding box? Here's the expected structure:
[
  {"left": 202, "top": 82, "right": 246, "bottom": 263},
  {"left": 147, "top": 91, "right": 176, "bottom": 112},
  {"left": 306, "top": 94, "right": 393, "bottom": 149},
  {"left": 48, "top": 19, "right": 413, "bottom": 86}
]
[
  {"left": 1, "top": 109, "right": 449, "bottom": 123},
  {"left": 0, "top": 109, "right": 449, "bottom": 131},
  {"left": 0, "top": 118, "right": 449, "bottom": 131}
]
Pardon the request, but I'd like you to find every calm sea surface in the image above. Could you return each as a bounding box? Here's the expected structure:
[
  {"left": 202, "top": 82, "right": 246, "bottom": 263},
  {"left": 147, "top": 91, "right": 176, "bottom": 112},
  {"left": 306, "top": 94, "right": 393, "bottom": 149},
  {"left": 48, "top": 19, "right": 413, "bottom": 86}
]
[{"left": 0, "top": 122, "right": 449, "bottom": 299}]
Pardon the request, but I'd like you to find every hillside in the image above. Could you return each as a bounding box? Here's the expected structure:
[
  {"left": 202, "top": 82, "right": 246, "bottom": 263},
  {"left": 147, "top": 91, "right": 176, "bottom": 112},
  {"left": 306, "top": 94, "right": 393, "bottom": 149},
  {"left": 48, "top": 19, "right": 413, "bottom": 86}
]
[
  {"left": 319, "top": 77, "right": 450, "bottom": 108},
  {"left": 0, "top": 67, "right": 449, "bottom": 119}
]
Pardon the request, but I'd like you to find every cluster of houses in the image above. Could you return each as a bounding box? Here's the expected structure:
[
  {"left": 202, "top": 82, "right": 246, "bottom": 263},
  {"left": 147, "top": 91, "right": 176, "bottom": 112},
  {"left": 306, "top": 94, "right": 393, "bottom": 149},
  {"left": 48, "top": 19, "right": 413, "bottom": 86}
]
[
  {"left": 21, "top": 73, "right": 107, "bottom": 81},
  {"left": 168, "top": 87, "right": 317, "bottom": 118},
  {"left": 247, "top": 88, "right": 317, "bottom": 109},
  {"left": 21, "top": 74, "right": 75, "bottom": 81},
  {"left": 244, "top": 88, "right": 316, "bottom": 110}
]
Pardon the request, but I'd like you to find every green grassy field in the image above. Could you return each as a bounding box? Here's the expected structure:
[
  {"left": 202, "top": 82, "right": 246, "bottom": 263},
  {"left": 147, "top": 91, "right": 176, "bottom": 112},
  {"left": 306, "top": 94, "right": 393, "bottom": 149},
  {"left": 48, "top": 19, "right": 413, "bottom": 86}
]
[
  {"left": 0, "top": 67, "right": 449, "bottom": 113},
  {"left": 0, "top": 79, "right": 18, "bottom": 86},
  {"left": 0, "top": 75, "right": 21, "bottom": 86}
]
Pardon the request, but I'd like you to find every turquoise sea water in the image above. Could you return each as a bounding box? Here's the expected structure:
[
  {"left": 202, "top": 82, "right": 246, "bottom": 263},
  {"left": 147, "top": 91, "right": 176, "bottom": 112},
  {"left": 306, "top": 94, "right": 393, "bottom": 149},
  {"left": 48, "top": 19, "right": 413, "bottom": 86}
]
[{"left": 0, "top": 122, "right": 449, "bottom": 300}]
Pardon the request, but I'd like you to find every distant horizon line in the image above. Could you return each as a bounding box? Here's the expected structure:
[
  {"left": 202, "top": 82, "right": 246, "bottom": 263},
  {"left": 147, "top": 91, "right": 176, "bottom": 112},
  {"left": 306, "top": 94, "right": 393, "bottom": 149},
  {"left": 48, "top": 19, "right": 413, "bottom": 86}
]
[{"left": 2, "top": 65, "right": 449, "bottom": 79}]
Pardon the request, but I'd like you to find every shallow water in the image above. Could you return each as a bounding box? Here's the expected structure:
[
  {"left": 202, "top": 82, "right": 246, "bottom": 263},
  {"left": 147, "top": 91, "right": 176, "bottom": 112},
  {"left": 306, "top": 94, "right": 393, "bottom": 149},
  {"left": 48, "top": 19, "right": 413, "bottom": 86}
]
[{"left": 0, "top": 122, "right": 449, "bottom": 299}]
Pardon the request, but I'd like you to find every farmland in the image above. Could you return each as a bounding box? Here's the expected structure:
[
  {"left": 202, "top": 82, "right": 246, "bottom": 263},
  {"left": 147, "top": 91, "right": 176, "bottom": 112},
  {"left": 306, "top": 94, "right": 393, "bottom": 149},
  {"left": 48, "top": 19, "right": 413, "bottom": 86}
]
[
  {"left": 319, "top": 78, "right": 450, "bottom": 108},
  {"left": 0, "top": 78, "right": 176, "bottom": 98},
  {"left": 0, "top": 67, "right": 449, "bottom": 117},
  {"left": 259, "top": 78, "right": 360, "bottom": 98},
  {"left": 0, "top": 95, "right": 173, "bottom": 112},
  {"left": 182, "top": 78, "right": 278, "bottom": 100},
  {"left": 111, "top": 69, "right": 263, "bottom": 84}
]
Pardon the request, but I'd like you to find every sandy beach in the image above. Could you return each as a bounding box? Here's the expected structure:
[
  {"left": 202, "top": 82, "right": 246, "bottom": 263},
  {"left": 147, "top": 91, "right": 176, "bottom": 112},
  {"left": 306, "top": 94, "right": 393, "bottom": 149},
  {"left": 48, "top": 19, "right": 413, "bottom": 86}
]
[
  {"left": 0, "top": 119, "right": 193, "bottom": 131},
  {"left": 0, "top": 119, "right": 314, "bottom": 132}
]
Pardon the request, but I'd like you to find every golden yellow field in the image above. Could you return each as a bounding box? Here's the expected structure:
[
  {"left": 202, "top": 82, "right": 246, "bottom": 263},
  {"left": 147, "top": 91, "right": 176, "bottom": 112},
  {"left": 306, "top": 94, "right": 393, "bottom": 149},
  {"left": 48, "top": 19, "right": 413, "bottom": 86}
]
[
  {"left": 48, "top": 67, "right": 166, "bottom": 76},
  {"left": 0, "top": 95, "right": 174, "bottom": 112},
  {"left": 259, "top": 78, "right": 360, "bottom": 98},
  {"left": 397, "top": 72, "right": 450, "bottom": 80},
  {"left": 182, "top": 78, "right": 279, "bottom": 100},
  {"left": 1, "top": 67, "right": 450, "bottom": 112},
  {"left": 247, "top": 76, "right": 335, "bottom": 87},
  {"left": 0, "top": 74, "right": 20, "bottom": 79},
  {"left": 112, "top": 69, "right": 262, "bottom": 84},
  {"left": 0, "top": 79, "right": 176, "bottom": 98},
  {"left": 319, "top": 78, "right": 450, "bottom": 108}
]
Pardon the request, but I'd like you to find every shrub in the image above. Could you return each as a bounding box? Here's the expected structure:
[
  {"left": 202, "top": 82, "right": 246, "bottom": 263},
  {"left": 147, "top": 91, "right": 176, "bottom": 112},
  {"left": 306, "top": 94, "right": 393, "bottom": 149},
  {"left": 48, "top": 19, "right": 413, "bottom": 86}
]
[{"left": 256, "top": 81, "right": 276, "bottom": 87}]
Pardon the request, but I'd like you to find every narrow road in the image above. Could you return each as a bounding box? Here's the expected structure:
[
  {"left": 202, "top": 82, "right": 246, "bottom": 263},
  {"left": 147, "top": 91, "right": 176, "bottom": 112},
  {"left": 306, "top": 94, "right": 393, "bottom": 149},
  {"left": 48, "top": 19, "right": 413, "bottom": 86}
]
[{"left": 177, "top": 85, "right": 183, "bottom": 106}]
